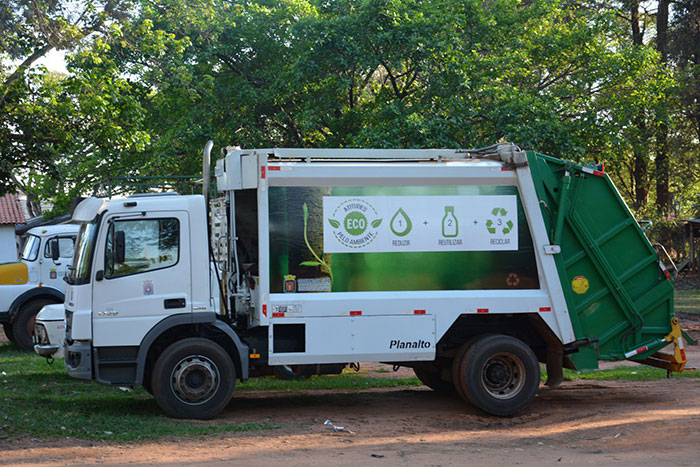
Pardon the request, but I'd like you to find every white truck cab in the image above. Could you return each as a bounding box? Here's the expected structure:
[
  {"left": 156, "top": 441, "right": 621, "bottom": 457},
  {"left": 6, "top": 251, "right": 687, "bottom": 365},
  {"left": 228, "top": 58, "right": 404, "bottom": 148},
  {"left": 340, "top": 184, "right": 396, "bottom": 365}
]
[{"left": 0, "top": 224, "right": 78, "bottom": 350}]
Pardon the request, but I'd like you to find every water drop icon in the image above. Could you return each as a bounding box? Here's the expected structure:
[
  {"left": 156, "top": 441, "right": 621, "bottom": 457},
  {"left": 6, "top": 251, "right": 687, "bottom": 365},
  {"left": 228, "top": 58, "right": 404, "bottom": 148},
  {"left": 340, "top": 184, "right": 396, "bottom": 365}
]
[{"left": 390, "top": 208, "right": 413, "bottom": 237}]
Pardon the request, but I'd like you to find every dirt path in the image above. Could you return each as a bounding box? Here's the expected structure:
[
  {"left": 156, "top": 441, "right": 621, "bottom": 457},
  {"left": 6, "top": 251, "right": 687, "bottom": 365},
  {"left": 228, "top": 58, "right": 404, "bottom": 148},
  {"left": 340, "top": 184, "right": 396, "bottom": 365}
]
[
  {"left": 2, "top": 374, "right": 700, "bottom": 466},
  {"left": 2, "top": 306, "right": 699, "bottom": 466}
]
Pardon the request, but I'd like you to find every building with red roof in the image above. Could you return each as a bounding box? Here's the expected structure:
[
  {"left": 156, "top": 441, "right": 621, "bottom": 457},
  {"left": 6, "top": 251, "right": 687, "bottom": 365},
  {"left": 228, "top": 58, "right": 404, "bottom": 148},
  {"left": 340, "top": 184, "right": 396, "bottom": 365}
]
[{"left": 0, "top": 194, "right": 26, "bottom": 263}]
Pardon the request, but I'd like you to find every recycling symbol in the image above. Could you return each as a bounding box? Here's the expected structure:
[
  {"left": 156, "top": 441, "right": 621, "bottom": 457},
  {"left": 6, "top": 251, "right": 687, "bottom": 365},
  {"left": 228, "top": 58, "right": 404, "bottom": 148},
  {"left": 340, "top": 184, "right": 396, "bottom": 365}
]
[
  {"left": 506, "top": 273, "right": 520, "bottom": 287},
  {"left": 486, "top": 207, "right": 513, "bottom": 235}
]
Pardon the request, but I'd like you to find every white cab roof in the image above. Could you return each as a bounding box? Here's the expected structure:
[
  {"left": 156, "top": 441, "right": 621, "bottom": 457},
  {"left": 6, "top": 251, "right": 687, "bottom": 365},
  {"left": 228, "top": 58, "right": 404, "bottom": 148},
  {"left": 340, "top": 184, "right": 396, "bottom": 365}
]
[{"left": 26, "top": 224, "right": 79, "bottom": 237}]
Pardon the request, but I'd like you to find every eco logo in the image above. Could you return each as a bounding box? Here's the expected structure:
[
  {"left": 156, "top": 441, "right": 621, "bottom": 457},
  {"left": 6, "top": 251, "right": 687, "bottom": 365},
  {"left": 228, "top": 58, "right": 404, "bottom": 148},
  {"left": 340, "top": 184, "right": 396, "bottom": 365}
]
[
  {"left": 327, "top": 199, "right": 382, "bottom": 249},
  {"left": 486, "top": 207, "right": 514, "bottom": 235}
]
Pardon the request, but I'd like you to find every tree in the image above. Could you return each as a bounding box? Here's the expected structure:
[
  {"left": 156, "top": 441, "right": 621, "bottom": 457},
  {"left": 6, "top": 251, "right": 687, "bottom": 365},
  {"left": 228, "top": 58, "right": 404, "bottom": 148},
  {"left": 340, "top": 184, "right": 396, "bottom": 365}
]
[{"left": 0, "top": 0, "right": 133, "bottom": 198}]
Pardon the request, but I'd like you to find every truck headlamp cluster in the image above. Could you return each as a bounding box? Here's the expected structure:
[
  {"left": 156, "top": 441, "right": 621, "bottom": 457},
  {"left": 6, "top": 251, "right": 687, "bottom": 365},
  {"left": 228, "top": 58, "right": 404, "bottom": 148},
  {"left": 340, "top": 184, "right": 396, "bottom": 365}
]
[{"left": 34, "top": 323, "right": 48, "bottom": 345}]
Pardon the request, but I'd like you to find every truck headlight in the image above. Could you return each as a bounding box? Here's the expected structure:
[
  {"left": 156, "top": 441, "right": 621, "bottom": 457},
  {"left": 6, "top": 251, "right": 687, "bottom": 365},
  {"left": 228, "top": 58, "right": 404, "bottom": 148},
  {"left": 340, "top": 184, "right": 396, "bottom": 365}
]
[{"left": 34, "top": 323, "right": 48, "bottom": 345}]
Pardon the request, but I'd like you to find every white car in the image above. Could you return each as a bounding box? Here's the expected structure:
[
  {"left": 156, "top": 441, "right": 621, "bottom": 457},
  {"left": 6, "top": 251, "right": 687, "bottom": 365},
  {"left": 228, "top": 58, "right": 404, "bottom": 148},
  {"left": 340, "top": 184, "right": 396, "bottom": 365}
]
[{"left": 33, "top": 304, "right": 65, "bottom": 359}]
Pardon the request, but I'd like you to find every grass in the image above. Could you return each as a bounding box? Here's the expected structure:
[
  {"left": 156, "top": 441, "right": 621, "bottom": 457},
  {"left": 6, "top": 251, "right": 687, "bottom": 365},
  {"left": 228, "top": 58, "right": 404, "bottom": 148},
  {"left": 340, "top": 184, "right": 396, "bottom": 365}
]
[
  {"left": 552, "top": 366, "right": 700, "bottom": 382},
  {"left": 675, "top": 288, "right": 700, "bottom": 315},
  {"left": 0, "top": 343, "right": 419, "bottom": 441}
]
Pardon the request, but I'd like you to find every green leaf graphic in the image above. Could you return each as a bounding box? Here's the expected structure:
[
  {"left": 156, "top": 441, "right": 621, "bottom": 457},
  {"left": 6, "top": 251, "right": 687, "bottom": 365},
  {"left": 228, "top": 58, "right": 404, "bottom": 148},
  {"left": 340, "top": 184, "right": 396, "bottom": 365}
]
[
  {"left": 328, "top": 218, "right": 340, "bottom": 228},
  {"left": 371, "top": 218, "right": 383, "bottom": 228},
  {"left": 299, "top": 261, "right": 322, "bottom": 267}
]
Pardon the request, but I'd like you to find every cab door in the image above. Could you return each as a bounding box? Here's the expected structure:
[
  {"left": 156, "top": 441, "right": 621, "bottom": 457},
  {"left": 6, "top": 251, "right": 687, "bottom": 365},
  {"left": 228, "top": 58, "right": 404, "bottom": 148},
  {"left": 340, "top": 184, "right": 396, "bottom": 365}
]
[
  {"left": 91, "top": 212, "right": 191, "bottom": 347},
  {"left": 41, "top": 235, "right": 75, "bottom": 288}
]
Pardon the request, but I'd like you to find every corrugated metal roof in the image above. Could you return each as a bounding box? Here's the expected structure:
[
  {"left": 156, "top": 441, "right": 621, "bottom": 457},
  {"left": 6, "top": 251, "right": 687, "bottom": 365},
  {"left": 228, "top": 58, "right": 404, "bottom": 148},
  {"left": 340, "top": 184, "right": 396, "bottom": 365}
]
[{"left": 0, "top": 194, "right": 27, "bottom": 224}]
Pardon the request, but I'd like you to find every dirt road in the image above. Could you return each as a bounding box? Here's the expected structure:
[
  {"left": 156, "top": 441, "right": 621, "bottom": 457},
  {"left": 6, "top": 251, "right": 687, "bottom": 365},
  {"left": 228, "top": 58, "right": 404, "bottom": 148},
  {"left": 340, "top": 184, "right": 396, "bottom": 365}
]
[
  {"left": 2, "top": 315, "right": 699, "bottom": 466},
  {"left": 3, "top": 370, "right": 700, "bottom": 466}
]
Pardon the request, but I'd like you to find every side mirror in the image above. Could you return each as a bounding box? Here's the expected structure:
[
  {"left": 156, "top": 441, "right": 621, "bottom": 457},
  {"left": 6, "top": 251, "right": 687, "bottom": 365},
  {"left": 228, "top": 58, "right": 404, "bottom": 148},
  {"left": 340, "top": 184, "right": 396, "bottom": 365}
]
[
  {"left": 115, "top": 230, "right": 126, "bottom": 264},
  {"left": 50, "top": 238, "right": 60, "bottom": 261}
]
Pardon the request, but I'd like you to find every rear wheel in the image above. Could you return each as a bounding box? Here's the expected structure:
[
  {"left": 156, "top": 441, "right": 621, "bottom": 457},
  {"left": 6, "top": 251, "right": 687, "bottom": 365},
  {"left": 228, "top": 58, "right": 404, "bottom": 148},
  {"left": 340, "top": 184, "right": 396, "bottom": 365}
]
[
  {"left": 273, "top": 365, "right": 313, "bottom": 380},
  {"left": 151, "top": 338, "right": 235, "bottom": 419},
  {"left": 414, "top": 364, "right": 452, "bottom": 393},
  {"left": 452, "top": 341, "right": 473, "bottom": 402},
  {"left": 454, "top": 335, "right": 539, "bottom": 417},
  {"left": 12, "top": 299, "right": 54, "bottom": 351}
]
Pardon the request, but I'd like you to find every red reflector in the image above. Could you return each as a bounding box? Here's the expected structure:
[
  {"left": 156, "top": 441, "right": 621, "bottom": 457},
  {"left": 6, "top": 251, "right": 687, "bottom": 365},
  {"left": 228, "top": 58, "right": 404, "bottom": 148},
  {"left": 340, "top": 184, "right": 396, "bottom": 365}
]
[
  {"left": 681, "top": 349, "right": 687, "bottom": 361},
  {"left": 539, "top": 307, "right": 551, "bottom": 312},
  {"left": 269, "top": 166, "right": 281, "bottom": 171},
  {"left": 350, "top": 311, "right": 362, "bottom": 316},
  {"left": 261, "top": 166, "right": 266, "bottom": 179},
  {"left": 262, "top": 304, "right": 267, "bottom": 317},
  {"left": 500, "top": 167, "right": 513, "bottom": 171},
  {"left": 637, "top": 346, "right": 648, "bottom": 354},
  {"left": 477, "top": 308, "right": 489, "bottom": 314},
  {"left": 272, "top": 312, "right": 285, "bottom": 318},
  {"left": 663, "top": 269, "right": 672, "bottom": 281},
  {"left": 414, "top": 309, "right": 426, "bottom": 315}
]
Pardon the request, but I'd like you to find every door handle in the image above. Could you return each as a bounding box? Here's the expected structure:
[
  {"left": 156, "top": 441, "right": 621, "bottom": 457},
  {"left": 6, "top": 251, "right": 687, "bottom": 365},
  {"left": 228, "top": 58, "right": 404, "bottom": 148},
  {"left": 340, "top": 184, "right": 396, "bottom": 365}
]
[{"left": 164, "top": 298, "right": 186, "bottom": 309}]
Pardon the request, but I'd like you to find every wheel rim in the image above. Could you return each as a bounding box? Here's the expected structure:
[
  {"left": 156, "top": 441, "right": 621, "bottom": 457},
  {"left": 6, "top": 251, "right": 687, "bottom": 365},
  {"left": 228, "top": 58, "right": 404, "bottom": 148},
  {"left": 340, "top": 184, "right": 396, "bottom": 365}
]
[
  {"left": 170, "top": 355, "right": 221, "bottom": 405},
  {"left": 481, "top": 352, "right": 525, "bottom": 400}
]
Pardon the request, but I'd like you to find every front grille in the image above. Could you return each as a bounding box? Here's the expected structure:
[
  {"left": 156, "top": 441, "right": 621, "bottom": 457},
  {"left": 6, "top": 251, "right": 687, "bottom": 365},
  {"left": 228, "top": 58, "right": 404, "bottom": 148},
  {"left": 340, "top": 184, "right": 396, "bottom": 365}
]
[{"left": 65, "top": 310, "right": 73, "bottom": 343}]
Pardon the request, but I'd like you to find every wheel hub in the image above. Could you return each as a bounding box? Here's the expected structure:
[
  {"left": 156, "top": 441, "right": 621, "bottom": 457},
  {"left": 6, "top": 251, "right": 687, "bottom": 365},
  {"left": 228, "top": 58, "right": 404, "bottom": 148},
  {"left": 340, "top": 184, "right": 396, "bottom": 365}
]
[
  {"left": 171, "top": 355, "right": 220, "bottom": 404},
  {"left": 481, "top": 353, "right": 525, "bottom": 400}
]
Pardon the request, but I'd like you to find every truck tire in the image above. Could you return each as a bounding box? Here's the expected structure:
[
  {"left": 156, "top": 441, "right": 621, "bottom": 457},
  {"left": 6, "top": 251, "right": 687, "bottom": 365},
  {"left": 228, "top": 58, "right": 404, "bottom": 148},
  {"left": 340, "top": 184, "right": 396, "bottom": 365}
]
[
  {"left": 273, "top": 365, "right": 312, "bottom": 380},
  {"left": 151, "top": 338, "right": 235, "bottom": 419},
  {"left": 454, "top": 334, "right": 539, "bottom": 417},
  {"left": 451, "top": 336, "right": 481, "bottom": 402},
  {"left": 3, "top": 322, "right": 16, "bottom": 344},
  {"left": 414, "top": 364, "right": 452, "bottom": 393},
  {"left": 12, "top": 299, "right": 54, "bottom": 352}
]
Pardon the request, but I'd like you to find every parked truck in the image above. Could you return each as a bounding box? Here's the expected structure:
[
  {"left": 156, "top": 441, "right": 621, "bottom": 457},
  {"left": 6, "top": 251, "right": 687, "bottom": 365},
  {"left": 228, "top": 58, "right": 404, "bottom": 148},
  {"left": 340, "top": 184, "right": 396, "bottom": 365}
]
[
  {"left": 63, "top": 142, "right": 688, "bottom": 419},
  {"left": 0, "top": 225, "right": 78, "bottom": 351}
]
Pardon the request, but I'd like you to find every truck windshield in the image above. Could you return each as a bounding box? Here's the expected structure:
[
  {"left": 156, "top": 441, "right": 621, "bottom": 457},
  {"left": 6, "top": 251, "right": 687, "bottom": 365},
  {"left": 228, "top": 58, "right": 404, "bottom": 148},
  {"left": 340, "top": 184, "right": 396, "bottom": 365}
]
[
  {"left": 20, "top": 235, "right": 40, "bottom": 261},
  {"left": 69, "top": 220, "right": 98, "bottom": 285}
]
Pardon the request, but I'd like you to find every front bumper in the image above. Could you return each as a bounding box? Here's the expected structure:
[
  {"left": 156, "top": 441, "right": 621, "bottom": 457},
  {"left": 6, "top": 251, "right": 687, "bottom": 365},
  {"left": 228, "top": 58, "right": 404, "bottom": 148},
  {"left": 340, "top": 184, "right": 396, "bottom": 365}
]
[
  {"left": 34, "top": 344, "right": 60, "bottom": 358},
  {"left": 64, "top": 341, "right": 93, "bottom": 380}
]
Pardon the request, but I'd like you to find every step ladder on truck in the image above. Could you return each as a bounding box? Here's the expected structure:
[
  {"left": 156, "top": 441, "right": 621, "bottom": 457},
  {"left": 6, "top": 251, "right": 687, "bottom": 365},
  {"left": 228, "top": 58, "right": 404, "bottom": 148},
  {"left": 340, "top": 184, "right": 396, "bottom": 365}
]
[{"left": 62, "top": 142, "right": 691, "bottom": 419}]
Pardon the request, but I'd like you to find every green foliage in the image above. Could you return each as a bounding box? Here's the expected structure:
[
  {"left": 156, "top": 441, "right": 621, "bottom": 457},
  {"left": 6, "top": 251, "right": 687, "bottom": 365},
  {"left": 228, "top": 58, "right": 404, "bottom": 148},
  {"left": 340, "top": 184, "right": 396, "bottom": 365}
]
[
  {"left": 1, "top": 0, "right": 699, "bottom": 217},
  {"left": 675, "top": 289, "right": 700, "bottom": 314}
]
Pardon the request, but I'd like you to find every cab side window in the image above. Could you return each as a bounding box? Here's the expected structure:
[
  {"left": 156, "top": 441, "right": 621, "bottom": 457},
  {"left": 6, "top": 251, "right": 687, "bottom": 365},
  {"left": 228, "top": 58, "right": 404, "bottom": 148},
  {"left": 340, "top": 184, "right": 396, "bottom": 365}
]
[
  {"left": 44, "top": 236, "right": 76, "bottom": 259},
  {"left": 104, "top": 218, "right": 179, "bottom": 279}
]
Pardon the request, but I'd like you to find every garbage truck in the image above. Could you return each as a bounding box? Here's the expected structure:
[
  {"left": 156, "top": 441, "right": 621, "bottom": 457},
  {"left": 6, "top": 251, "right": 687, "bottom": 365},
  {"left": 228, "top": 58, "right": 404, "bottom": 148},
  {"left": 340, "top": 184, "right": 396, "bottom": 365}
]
[{"left": 63, "top": 142, "right": 689, "bottom": 419}]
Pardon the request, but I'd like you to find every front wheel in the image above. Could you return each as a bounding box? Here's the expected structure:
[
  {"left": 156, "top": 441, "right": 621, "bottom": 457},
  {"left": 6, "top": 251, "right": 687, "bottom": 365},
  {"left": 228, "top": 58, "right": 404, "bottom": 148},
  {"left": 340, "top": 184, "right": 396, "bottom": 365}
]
[
  {"left": 454, "top": 334, "right": 540, "bottom": 417},
  {"left": 12, "top": 299, "right": 54, "bottom": 351},
  {"left": 3, "top": 322, "right": 16, "bottom": 344},
  {"left": 151, "top": 338, "right": 235, "bottom": 419}
]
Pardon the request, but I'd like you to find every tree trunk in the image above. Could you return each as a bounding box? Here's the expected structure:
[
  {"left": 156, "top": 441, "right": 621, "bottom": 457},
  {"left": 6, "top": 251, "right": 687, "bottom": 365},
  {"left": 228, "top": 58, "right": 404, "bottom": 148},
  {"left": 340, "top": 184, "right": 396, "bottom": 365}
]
[
  {"left": 655, "top": 0, "right": 671, "bottom": 212},
  {"left": 633, "top": 142, "right": 649, "bottom": 209},
  {"left": 627, "top": 1, "right": 650, "bottom": 209}
]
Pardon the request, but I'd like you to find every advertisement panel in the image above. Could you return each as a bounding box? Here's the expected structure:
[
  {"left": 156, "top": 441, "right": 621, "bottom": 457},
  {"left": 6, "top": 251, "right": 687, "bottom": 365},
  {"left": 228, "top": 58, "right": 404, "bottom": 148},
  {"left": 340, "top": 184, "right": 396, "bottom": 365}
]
[
  {"left": 323, "top": 195, "right": 518, "bottom": 253},
  {"left": 268, "top": 185, "right": 539, "bottom": 293}
]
